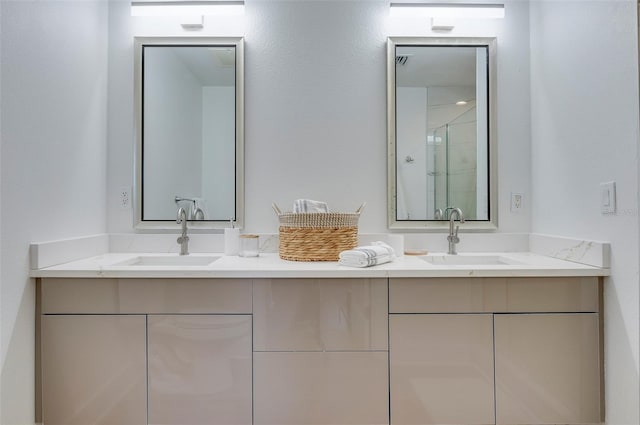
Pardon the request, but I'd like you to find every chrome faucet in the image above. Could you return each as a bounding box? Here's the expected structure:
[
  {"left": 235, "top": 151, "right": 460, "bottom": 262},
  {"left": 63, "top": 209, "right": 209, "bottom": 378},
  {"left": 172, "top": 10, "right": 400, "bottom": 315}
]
[
  {"left": 447, "top": 207, "right": 465, "bottom": 255},
  {"left": 192, "top": 207, "right": 205, "bottom": 220},
  {"left": 176, "top": 207, "right": 189, "bottom": 255}
]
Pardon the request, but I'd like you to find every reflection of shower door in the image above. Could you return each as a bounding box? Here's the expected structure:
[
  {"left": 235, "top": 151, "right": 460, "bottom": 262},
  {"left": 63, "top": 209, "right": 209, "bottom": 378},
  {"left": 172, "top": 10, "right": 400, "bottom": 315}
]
[
  {"left": 429, "top": 126, "right": 448, "bottom": 215},
  {"left": 429, "top": 117, "right": 477, "bottom": 218},
  {"left": 446, "top": 119, "right": 477, "bottom": 217}
]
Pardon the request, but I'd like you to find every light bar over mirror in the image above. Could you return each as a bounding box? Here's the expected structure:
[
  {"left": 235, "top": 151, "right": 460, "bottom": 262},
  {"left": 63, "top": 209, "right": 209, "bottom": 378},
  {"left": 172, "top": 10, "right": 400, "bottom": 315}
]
[
  {"left": 131, "top": 0, "right": 245, "bottom": 17},
  {"left": 390, "top": 2, "right": 504, "bottom": 19}
]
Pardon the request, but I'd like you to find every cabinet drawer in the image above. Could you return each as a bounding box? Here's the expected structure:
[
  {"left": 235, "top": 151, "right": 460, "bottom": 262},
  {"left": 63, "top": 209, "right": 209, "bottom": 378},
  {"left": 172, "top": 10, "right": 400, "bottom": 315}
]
[
  {"left": 254, "top": 351, "right": 389, "bottom": 425},
  {"left": 41, "top": 278, "right": 252, "bottom": 314},
  {"left": 503, "top": 277, "right": 599, "bottom": 312},
  {"left": 390, "top": 278, "right": 504, "bottom": 313},
  {"left": 253, "top": 278, "right": 388, "bottom": 351},
  {"left": 389, "top": 277, "right": 599, "bottom": 313}
]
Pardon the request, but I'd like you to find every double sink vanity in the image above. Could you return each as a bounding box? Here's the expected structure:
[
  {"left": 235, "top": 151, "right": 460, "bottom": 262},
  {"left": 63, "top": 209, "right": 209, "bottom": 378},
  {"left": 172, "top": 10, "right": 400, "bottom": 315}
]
[
  {"left": 33, "top": 245, "right": 607, "bottom": 425},
  {"left": 29, "top": 31, "right": 608, "bottom": 425}
]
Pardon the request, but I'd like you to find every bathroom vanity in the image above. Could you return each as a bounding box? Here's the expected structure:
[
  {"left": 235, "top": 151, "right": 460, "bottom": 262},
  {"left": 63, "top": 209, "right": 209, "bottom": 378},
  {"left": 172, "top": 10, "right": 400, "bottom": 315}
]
[{"left": 33, "top": 252, "right": 606, "bottom": 425}]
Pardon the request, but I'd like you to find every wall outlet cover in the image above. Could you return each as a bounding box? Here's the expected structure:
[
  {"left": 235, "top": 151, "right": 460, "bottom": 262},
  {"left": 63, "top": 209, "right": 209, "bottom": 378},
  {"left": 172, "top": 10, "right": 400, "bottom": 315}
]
[
  {"left": 510, "top": 192, "right": 524, "bottom": 213},
  {"left": 120, "top": 187, "right": 131, "bottom": 210}
]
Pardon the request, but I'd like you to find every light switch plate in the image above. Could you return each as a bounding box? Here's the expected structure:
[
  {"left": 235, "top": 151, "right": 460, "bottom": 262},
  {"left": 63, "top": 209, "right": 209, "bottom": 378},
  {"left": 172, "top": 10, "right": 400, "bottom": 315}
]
[{"left": 600, "top": 181, "right": 616, "bottom": 214}]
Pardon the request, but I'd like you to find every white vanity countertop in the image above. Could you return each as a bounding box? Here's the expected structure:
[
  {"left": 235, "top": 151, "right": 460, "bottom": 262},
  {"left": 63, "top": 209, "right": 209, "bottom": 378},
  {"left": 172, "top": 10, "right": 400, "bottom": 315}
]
[{"left": 30, "top": 252, "right": 609, "bottom": 279}]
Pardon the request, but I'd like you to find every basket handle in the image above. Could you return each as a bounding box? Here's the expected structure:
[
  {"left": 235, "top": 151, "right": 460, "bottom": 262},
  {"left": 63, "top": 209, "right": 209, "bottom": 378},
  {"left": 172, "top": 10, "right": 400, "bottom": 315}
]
[{"left": 355, "top": 202, "right": 366, "bottom": 214}]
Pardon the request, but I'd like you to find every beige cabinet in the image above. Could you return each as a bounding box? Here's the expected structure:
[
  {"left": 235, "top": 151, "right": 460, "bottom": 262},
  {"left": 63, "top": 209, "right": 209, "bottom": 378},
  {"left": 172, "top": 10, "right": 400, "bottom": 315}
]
[
  {"left": 39, "top": 276, "right": 603, "bottom": 425},
  {"left": 41, "top": 315, "right": 147, "bottom": 425},
  {"left": 389, "top": 277, "right": 602, "bottom": 425},
  {"left": 147, "top": 315, "right": 252, "bottom": 425},
  {"left": 494, "top": 313, "right": 602, "bottom": 425},
  {"left": 390, "top": 314, "right": 495, "bottom": 425},
  {"left": 39, "top": 278, "right": 253, "bottom": 425},
  {"left": 252, "top": 278, "right": 389, "bottom": 425}
]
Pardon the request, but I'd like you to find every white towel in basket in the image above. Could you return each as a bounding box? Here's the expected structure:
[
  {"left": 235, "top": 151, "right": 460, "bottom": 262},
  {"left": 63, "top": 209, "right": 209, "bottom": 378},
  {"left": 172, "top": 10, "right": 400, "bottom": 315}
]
[
  {"left": 293, "top": 199, "right": 329, "bottom": 213},
  {"left": 339, "top": 242, "right": 396, "bottom": 268}
]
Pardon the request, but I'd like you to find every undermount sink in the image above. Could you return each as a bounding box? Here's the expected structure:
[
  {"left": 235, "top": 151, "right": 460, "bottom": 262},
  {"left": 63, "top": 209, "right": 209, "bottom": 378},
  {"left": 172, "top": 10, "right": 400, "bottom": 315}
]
[
  {"left": 113, "top": 255, "right": 220, "bottom": 267},
  {"left": 420, "top": 254, "right": 522, "bottom": 266}
]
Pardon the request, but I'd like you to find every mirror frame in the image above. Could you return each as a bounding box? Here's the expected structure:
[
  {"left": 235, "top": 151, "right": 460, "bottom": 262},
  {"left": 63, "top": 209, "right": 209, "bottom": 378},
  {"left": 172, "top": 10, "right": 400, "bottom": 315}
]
[
  {"left": 387, "top": 37, "right": 497, "bottom": 231},
  {"left": 133, "top": 36, "right": 244, "bottom": 230}
]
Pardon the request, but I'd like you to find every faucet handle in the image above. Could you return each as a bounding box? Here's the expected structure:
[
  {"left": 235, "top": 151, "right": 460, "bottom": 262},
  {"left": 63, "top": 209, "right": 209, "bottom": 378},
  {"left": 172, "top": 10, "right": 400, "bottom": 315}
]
[{"left": 177, "top": 235, "right": 189, "bottom": 244}]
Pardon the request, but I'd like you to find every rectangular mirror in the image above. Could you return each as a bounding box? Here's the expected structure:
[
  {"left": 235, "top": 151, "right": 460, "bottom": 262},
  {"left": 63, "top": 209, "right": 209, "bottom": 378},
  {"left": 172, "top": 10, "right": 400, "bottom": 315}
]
[
  {"left": 134, "top": 37, "right": 244, "bottom": 229},
  {"left": 387, "top": 37, "right": 497, "bottom": 230}
]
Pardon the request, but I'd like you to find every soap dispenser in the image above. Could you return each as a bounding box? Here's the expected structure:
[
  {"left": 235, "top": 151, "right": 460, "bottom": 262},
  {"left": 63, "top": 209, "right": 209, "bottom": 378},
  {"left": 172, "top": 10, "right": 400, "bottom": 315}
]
[{"left": 224, "top": 219, "right": 240, "bottom": 256}]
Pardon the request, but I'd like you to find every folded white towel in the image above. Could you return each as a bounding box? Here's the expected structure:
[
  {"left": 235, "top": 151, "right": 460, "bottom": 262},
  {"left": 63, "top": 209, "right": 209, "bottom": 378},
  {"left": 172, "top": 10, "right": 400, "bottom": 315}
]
[
  {"left": 339, "top": 242, "right": 396, "bottom": 268},
  {"left": 293, "top": 199, "right": 329, "bottom": 213}
]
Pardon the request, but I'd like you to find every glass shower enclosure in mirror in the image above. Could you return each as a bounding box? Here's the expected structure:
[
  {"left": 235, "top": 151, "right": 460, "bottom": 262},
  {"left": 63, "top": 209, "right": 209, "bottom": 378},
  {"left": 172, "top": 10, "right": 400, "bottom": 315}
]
[
  {"left": 387, "top": 37, "right": 497, "bottom": 230},
  {"left": 134, "top": 37, "right": 244, "bottom": 229}
]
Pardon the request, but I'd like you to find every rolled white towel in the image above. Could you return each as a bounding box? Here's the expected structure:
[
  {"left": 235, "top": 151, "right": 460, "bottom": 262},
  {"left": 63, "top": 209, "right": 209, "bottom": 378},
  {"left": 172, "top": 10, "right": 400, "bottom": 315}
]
[
  {"left": 293, "top": 199, "right": 329, "bottom": 213},
  {"left": 339, "top": 242, "right": 396, "bottom": 268}
]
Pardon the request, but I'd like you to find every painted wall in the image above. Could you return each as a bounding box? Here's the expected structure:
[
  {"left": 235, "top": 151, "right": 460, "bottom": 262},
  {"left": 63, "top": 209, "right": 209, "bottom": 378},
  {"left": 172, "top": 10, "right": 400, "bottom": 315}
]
[
  {"left": 529, "top": 1, "right": 640, "bottom": 424},
  {"left": 107, "top": 0, "right": 531, "bottom": 233},
  {"left": 0, "top": 0, "right": 109, "bottom": 423},
  {"left": 0, "top": 1, "right": 634, "bottom": 423}
]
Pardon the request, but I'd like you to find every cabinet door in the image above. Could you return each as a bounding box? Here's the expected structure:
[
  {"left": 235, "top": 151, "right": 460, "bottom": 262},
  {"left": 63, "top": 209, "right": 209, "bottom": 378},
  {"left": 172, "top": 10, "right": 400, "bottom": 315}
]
[
  {"left": 41, "top": 315, "right": 146, "bottom": 425},
  {"left": 390, "top": 314, "right": 495, "bottom": 425},
  {"left": 494, "top": 313, "right": 602, "bottom": 424},
  {"left": 147, "top": 315, "right": 252, "bottom": 425}
]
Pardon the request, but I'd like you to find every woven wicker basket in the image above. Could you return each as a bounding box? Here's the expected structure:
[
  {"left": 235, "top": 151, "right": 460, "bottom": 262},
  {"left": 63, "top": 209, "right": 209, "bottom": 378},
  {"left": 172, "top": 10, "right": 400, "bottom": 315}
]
[{"left": 273, "top": 203, "right": 365, "bottom": 262}]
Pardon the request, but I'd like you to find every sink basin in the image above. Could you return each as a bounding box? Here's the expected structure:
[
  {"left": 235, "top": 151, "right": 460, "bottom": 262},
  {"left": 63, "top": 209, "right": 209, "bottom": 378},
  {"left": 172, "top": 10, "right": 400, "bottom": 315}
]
[
  {"left": 113, "top": 255, "right": 220, "bottom": 267},
  {"left": 420, "top": 254, "right": 522, "bottom": 266}
]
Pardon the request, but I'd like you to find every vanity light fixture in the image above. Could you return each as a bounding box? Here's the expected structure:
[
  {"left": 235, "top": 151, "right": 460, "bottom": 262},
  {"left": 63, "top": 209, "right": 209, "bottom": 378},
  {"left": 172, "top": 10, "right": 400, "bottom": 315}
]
[
  {"left": 389, "top": 2, "right": 505, "bottom": 19},
  {"left": 131, "top": 0, "right": 245, "bottom": 18}
]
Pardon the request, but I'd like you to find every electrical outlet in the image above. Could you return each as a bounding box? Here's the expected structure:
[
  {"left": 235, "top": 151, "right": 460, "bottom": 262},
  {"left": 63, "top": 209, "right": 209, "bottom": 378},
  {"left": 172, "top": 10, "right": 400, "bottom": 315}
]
[
  {"left": 511, "top": 192, "right": 524, "bottom": 213},
  {"left": 120, "top": 187, "right": 131, "bottom": 210}
]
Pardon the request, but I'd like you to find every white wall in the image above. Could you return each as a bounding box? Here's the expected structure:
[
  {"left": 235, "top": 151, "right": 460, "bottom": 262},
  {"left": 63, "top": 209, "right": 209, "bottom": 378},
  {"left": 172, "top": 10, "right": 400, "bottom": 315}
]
[
  {"left": 0, "top": 1, "right": 109, "bottom": 423},
  {"left": 1, "top": 1, "right": 631, "bottom": 423},
  {"left": 108, "top": 0, "right": 532, "bottom": 233},
  {"left": 529, "top": 1, "right": 640, "bottom": 424}
]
